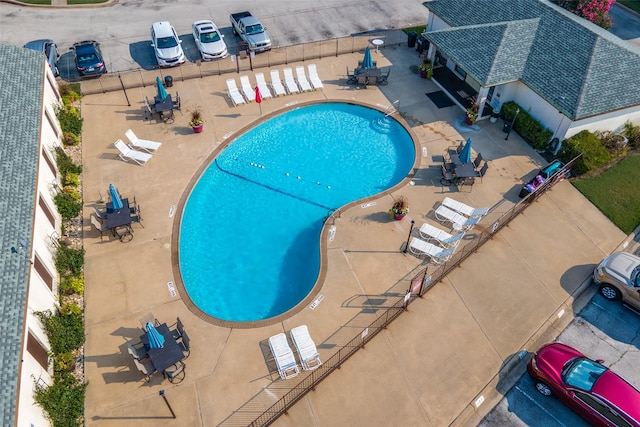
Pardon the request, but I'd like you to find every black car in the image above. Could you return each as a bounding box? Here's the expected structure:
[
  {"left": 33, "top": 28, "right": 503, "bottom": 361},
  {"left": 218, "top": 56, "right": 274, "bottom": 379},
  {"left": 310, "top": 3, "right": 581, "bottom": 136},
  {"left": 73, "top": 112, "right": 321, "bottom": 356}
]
[
  {"left": 72, "top": 40, "right": 107, "bottom": 77},
  {"left": 23, "top": 39, "right": 60, "bottom": 76}
]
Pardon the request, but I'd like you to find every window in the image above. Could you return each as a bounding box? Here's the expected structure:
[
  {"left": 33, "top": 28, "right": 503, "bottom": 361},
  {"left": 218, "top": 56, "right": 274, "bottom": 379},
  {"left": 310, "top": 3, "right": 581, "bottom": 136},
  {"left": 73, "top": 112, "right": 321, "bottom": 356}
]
[
  {"left": 42, "top": 148, "right": 57, "bottom": 178},
  {"left": 27, "top": 331, "right": 49, "bottom": 370},
  {"left": 575, "top": 391, "right": 632, "bottom": 427},
  {"left": 38, "top": 195, "right": 56, "bottom": 228},
  {"left": 454, "top": 64, "right": 467, "bottom": 79},
  {"left": 44, "top": 108, "right": 59, "bottom": 140},
  {"left": 33, "top": 254, "right": 54, "bottom": 291}
]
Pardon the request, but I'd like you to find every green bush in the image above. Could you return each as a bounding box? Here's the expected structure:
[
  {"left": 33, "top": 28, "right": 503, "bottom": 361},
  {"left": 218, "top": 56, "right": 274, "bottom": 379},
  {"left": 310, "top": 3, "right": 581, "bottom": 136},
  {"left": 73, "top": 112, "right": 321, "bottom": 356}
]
[
  {"left": 558, "top": 130, "right": 611, "bottom": 175},
  {"left": 55, "top": 147, "right": 82, "bottom": 176},
  {"left": 54, "top": 245, "right": 85, "bottom": 277},
  {"left": 58, "top": 83, "right": 82, "bottom": 101},
  {"left": 60, "top": 275, "right": 84, "bottom": 295},
  {"left": 34, "top": 371, "right": 86, "bottom": 427},
  {"left": 60, "top": 302, "right": 83, "bottom": 316},
  {"left": 501, "top": 102, "right": 553, "bottom": 150},
  {"left": 53, "top": 352, "right": 76, "bottom": 372},
  {"left": 55, "top": 104, "right": 83, "bottom": 136},
  {"left": 34, "top": 310, "right": 85, "bottom": 354},
  {"left": 62, "top": 131, "right": 80, "bottom": 146},
  {"left": 622, "top": 120, "right": 640, "bottom": 149},
  {"left": 63, "top": 172, "right": 80, "bottom": 187},
  {"left": 54, "top": 191, "right": 82, "bottom": 220}
]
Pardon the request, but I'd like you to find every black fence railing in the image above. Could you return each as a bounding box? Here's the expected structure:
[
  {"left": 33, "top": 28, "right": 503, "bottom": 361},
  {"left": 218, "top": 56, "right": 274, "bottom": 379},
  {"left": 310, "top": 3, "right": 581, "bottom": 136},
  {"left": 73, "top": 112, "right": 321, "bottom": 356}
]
[{"left": 221, "top": 156, "right": 579, "bottom": 427}]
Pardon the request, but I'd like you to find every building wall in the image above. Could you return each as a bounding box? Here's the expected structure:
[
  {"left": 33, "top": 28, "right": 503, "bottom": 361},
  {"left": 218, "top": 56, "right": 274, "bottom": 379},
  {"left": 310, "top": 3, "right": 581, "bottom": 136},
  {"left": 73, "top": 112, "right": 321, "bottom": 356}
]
[{"left": 16, "top": 61, "right": 61, "bottom": 427}]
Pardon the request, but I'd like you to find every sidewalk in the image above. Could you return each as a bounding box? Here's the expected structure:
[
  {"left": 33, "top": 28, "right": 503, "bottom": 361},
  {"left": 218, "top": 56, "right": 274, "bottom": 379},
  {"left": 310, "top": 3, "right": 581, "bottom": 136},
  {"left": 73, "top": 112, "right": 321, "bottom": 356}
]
[{"left": 80, "top": 42, "right": 626, "bottom": 426}]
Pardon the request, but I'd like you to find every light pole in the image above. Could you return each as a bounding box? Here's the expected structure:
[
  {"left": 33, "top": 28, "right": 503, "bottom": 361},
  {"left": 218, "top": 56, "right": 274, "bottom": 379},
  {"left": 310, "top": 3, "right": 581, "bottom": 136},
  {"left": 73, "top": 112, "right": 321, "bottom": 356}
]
[
  {"left": 505, "top": 108, "right": 520, "bottom": 140},
  {"left": 402, "top": 220, "right": 415, "bottom": 253}
]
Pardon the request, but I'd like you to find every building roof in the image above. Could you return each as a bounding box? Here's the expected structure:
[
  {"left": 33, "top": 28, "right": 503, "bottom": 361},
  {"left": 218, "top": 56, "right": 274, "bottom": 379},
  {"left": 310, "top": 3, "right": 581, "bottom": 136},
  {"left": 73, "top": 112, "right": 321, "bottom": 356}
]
[
  {"left": 0, "top": 43, "right": 44, "bottom": 426},
  {"left": 423, "top": 0, "right": 640, "bottom": 120}
]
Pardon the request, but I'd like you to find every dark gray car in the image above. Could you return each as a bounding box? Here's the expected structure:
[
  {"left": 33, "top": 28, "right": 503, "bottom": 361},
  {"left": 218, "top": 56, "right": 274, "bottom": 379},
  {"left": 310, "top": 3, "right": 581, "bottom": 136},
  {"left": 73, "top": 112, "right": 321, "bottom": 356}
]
[{"left": 23, "top": 39, "right": 59, "bottom": 76}]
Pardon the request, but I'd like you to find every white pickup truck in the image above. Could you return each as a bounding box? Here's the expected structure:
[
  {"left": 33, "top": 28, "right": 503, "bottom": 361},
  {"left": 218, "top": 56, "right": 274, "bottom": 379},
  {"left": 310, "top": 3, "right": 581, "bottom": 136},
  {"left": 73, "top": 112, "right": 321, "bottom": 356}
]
[{"left": 230, "top": 11, "right": 272, "bottom": 53}]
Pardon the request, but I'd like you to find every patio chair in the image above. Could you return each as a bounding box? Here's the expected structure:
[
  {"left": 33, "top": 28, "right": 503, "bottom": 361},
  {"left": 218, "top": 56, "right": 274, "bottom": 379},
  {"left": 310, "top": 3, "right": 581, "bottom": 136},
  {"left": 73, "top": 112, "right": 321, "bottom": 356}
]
[
  {"left": 254, "top": 73, "right": 273, "bottom": 99},
  {"left": 268, "top": 332, "right": 300, "bottom": 380},
  {"left": 239, "top": 75, "right": 256, "bottom": 102},
  {"left": 164, "top": 361, "right": 186, "bottom": 384},
  {"left": 114, "top": 139, "right": 153, "bottom": 166},
  {"left": 172, "top": 92, "right": 181, "bottom": 110},
  {"left": 478, "top": 162, "right": 489, "bottom": 182},
  {"left": 92, "top": 205, "right": 107, "bottom": 222},
  {"left": 295, "top": 66, "right": 313, "bottom": 92},
  {"left": 442, "top": 197, "right": 489, "bottom": 217},
  {"left": 357, "top": 74, "right": 368, "bottom": 88},
  {"left": 457, "top": 176, "right": 475, "bottom": 192},
  {"left": 434, "top": 205, "right": 480, "bottom": 231},
  {"left": 418, "top": 222, "right": 465, "bottom": 249},
  {"left": 283, "top": 68, "right": 300, "bottom": 94},
  {"left": 440, "top": 164, "right": 456, "bottom": 186},
  {"left": 290, "top": 325, "right": 322, "bottom": 371},
  {"left": 378, "top": 68, "right": 390, "bottom": 85},
  {"left": 473, "top": 152, "right": 483, "bottom": 170},
  {"left": 409, "top": 237, "right": 456, "bottom": 264},
  {"left": 226, "top": 78, "right": 246, "bottom": 106},
  {"left": 90, "top": 214, "right": 110, "bottom": 241},
  {"left": 141, "top": 105, "right": 153, "bottom": 121},
  {"left": 134, "top": 357, "right": 156, "bottom": 382},
  {"left": 125, "top": 129, "right": 162, "bottom": 153},
  {"left": 139, "top": 313, "right": 159, "bottom": 332},
  {"left": 269, "top": 70, "right": 287, "bottom": 96},
  {"left": 169, "top": 317, "right": 186, "bottom": 340},
  {"left": 178, "top": 330, "right": 191, "bottom": 359},
  {"left": 307, "top": 64, "right": 324, "bottom": 89},
  {"left": 346, "top": 67, "right": 356, "bottom": 84},
  {"left": 127, "top": 342, "right": 149, "bottom": 360}
]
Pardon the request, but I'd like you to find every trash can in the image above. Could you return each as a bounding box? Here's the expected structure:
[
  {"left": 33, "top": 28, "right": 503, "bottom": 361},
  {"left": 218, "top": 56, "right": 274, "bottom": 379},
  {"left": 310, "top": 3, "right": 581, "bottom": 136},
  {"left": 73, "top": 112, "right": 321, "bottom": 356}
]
[
  {"left": 407, "top": 31, "right": 417, "bottom": 48},
  {"left": 164, "top": 75, "right": 173, "bottom": 88},
  {"left": 502, "top": 119, "right": 513, "bottom": 133},
  {"left": 416, "top": 35, "right": 427, "bottom": 54}
]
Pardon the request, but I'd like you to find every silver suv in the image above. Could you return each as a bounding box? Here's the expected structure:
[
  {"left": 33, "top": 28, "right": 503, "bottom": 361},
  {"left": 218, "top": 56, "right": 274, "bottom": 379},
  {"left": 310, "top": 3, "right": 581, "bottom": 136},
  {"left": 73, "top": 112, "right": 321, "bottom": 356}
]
[
  {"left": 150, "top": 21, "right": 186, "bottom": 67},
  {"left": 594, "top": 251, "right": 640, "bottom": 311},
  {"left": 24, "top": 39, "right": 59, "bottom": 76}
]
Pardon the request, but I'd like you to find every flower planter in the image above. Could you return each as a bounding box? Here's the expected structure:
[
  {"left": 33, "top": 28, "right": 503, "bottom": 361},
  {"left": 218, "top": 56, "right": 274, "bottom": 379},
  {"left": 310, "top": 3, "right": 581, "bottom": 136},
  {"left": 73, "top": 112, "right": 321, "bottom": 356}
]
[
  {"left": 192, "top": 124, "right": 204, "bottom": 133},
  {"left": 419, "top": 70, "right": 428, "bottom": 79},
  {"left": 465, "top": 115, "right": 474, "bottom": 125},
  {"left": 394, "top": 213, "right": 407, "bottom": 221}
]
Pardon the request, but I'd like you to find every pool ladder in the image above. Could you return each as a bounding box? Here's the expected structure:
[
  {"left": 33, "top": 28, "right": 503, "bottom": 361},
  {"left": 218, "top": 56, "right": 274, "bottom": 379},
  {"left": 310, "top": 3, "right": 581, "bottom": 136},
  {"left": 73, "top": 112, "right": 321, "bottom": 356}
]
[
  {"left": 323, "top": 208, "right": 341, "bottom": 225},
  {"left": 384, "top": 100, "right": 399, "bottom": 117}
]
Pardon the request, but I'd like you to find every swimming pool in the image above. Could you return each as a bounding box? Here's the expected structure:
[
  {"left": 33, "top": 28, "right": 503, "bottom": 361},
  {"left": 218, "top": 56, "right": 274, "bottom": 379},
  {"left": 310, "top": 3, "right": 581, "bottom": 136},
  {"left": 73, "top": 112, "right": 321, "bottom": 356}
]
[{"left": 178, "top": 102, "right": 415, "bottom": 323}]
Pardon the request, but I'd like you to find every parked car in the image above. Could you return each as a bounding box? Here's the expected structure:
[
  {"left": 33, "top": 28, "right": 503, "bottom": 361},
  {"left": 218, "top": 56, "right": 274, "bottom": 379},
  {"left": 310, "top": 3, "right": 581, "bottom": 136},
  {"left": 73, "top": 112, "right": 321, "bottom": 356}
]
[
  {"left": 528, "top": 342, "right": 640, "bottom": 426},
  {"left": 23, "top": 39, "right": 59, "bottom": 76},
  {"left": 150, "top": 21, "right": 185, "bottom": 67},
  {"left": 594, "top": 251, "right": 640, "bottom": 311},
  {"left": 71, "top": 40, "right": 107, "bottom": 77},
  {"left": 192, "top": 20, "right": 227, "bottom": 60}
]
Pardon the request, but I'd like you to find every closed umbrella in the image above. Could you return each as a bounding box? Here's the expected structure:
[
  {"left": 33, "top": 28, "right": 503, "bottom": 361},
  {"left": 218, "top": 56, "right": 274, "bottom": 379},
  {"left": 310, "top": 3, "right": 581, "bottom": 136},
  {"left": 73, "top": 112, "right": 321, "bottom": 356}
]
[
  {"left": 255, "top": 86, "right": 262, "bottom": 115},
  {"left": 156, "top": 76, "right": 168, "bottom": 100},
  {"left": 459, "top": 138, "right": 473, "bottom": 164},
  {"left": 146, "top": 323, "right": 165, "bottom": 349},
  {"left": 361, "top": 46, "right": 374, "bottom": 69},
  {"left": 109, "top": 184, "right": 123, "bottom": 210}
]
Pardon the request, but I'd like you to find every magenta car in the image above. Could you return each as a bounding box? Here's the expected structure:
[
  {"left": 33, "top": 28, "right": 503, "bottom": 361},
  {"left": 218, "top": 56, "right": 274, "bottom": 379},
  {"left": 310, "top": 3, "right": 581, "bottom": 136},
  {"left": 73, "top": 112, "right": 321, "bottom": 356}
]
[{"left": 528, "top": 342, "right": 640, "bottom": 426}]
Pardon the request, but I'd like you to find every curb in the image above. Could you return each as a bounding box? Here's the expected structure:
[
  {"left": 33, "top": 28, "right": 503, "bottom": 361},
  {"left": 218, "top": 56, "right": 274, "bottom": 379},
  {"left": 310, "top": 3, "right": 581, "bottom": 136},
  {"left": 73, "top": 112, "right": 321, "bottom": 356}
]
[{"left": 0, "top": 0, "right": 116, "bottom": 8}]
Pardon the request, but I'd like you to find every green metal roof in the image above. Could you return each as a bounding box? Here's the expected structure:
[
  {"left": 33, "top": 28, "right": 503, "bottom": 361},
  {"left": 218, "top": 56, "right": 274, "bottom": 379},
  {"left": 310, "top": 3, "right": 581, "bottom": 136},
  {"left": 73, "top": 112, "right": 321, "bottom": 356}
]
[
  {"left": 0, "top": 43, "right": 45, "bottom": 426},
  {"left": 423, "top": 0, "right": 640, "bottom": 119}
]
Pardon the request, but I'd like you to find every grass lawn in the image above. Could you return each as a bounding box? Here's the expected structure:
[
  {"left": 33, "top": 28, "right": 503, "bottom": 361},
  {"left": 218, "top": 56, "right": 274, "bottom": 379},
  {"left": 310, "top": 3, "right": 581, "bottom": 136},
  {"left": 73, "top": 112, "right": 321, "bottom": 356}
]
[
  {"left": 17, "top": 0, "right": 51, "bottom": 4},
  {"left": 573, "top": 155, "right": 640, "bottom": 234}
]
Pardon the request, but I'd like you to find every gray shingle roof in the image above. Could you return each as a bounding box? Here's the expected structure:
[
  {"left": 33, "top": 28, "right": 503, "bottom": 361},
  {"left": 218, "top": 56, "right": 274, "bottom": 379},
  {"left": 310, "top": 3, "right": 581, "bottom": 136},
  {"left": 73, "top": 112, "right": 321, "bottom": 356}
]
[
  {"left": 423, "top": 0, "right": 640, "bottom": 119},
  {"left": 0, "top": 43, "right": 45, "bottom": 426}
]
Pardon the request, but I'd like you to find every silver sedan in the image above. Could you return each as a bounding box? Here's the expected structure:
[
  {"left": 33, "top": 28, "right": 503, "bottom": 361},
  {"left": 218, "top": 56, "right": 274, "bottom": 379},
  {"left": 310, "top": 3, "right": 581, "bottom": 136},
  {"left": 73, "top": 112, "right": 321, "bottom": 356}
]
[
  {"left": 594, "top": 251, "right": 640, "bottom": 311},
  {"left": 192, "top": 20, "right": 228, "bottom": 61}
]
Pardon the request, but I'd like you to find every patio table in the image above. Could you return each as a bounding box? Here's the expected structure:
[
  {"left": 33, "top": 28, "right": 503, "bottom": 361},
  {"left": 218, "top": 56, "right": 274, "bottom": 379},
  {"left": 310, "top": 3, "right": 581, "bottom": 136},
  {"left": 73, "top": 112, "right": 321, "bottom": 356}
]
[
  {"left": 141, "top": 323, "right": 184, "bottom": 373},
  {"left": 153, "top": 94, "right": 174, "bottom": 123},
  {"left": 105, "top": 198, "right": 133, "bottom": 240}
]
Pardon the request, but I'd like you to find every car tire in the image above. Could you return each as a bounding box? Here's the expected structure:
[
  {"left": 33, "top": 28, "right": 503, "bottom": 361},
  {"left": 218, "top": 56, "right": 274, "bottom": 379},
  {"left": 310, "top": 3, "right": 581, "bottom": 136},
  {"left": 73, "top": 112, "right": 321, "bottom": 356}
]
[
  {"left": 599, "top": 284, "right": 621, "bottom": 301},
  {"left": 534, "top": 380, "right": 553, "bottom": 396}
]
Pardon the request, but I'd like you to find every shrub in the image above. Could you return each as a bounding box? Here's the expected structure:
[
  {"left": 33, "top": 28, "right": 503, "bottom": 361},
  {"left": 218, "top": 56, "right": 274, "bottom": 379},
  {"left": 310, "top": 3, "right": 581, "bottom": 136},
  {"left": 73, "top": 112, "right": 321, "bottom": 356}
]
[
  {"left": 55, "top": 104, "right": 83, "bottom": 136},
  {"left": 60, "top": 275, "right": 84, "bottom": 295},
  {"left": 558, "top": 130, "right": 611, "bottom": 175},
  {"left": 594, "top": 130, "right": 629, "bottom": 157},
  {"left": 622, "top": 120, "right": 640, "bottom": 149},
  {"left": 34, "top": 371, "right": 86, "bottom": 427},
  {"left": 58, "top": 83, "right": 82, "bottom": 101},
  {"left": 63, "top": 172, "right": 80, "bottom": 187},
  {"left": 34, "top": 310, "right": 85, "bottom": 354},
  {"left": 59, "top": 302, "right": 83, "bottom": 316},
  {"left": 54, "top": 191, "right": 82, "bottom": 220},
  {"left": 501, "top": 102, "right": 553, "bottom": 150},
  {"left": 54, "top": 245, "right": 85, "bottom": 277},
  {"left": 62, "top": 131, "right": 80, "bottom": 146},
  {"left": 55, "top": 147, "right": 82, "bottom": 176},
  {"left": 53, "top": 352, "right": 76, "bottom": 372}
]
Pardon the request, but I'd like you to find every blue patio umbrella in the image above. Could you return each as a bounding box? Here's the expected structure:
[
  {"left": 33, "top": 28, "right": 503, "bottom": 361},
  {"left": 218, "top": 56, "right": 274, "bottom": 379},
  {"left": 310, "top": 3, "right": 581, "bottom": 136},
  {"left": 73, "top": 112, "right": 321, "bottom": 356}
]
[
  {"left": 459, "top": 138, "right": 473, "bottom": 164},
  {"left": 361, "top": 46, "right": 375, "bottom": 69},
  {"left": 156, "top": 76, "right": 168, "bottom": 100},
  {"left": 109, "top": 184, "right": 123, "bottom": 210},
  {"left": 146, "top": 323, "right": 165, "bottom": 349}
]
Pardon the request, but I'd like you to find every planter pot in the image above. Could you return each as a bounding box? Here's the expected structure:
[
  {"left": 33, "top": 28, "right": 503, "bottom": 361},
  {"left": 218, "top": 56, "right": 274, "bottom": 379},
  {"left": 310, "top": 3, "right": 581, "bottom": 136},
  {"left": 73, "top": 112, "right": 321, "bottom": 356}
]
[
  {"left": 464, "top": 115, "right": 474, "bottom": 125},
  {"left": 419, "top": 70, "right": 427, "bottom": 78},
  {"left": 393, "top": 213, "right": 407, "bottom": 221},
  {"left": 192, "top": 124, "right": 204, "bottom": 133}
]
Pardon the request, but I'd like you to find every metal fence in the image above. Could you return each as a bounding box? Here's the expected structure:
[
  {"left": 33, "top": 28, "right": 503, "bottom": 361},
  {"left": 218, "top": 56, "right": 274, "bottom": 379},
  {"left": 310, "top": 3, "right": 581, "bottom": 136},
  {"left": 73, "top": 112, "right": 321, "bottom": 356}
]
[
  {"left": 245, "top": 156, "right": 578, "bottom": 427},
  {"left": 79, "top": 31, "right": 408, "bottom": 96}
]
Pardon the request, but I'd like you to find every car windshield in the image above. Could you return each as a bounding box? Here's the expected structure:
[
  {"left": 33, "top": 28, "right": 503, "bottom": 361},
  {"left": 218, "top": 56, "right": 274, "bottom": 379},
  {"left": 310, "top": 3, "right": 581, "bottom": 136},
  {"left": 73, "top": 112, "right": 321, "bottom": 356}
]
[
  {"left": 201, "top": 31, "right": 220, "bottom": 43},
  {"left": 633, "top": 266, "right": 640, "bottom": 286},
  {"left": 77, "top": 52, "right": 98, "bottom": 64},
  {"left": 245, "top": 24, "right": 264, "bottom": 35},
  {"left": 157, "top": 36, "right": 178, "bottom": 49},
  {"left": 562, "top": 357, "right": 607, "bottom": 391}
]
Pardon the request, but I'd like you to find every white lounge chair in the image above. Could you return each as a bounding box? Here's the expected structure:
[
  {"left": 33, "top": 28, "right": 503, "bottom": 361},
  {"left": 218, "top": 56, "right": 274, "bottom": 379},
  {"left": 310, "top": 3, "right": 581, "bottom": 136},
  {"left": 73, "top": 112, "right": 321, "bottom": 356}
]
[
  {"left": 268, "top": 333, "right": 300, "bottom": 380},
  {"left": 409, "top": 237, "right": 456, "bottom": 264},
  {"left": 295, "top": 66, "right": 313, "bottom": 92},
  {"left": 307, "top": 64, "right": 324, "bottom": 89},
  {"left": 442, "top": 197, "right": 489, "bottom": 217},
  {"left": 226, "top": 78, "right": 246, "bottom": 106},
  {"left": 283, "top": 68, "right": 300, "bottom": 94},
  {"left": 290, "top": 325, "right": 322, "bottom": 371},
  {"left": 114, "top": 139, "right": 152, "bottom": 166},
  {"left": 125, "top": 129, "right": 162, "bottom": 153},
  {"left": 269, "top": 70, "right": 287, "bottom": 96},
  {"left": 434, "top": 205, "right": 480, "bottom": 231},
  {"left": 418, "top": 223, "right": 465, "bottom": 248},
  {"left": 239, "top": 75, "right": 256, "bottom": 102},
  {"left": 254, "top": 72, "right": 273, "bottom": 99}
]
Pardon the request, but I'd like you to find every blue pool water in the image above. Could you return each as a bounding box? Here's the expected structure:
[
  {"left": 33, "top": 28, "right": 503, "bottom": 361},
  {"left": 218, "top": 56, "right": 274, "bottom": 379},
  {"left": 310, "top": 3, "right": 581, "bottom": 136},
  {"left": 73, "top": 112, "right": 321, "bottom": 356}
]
[{"left": 179, "top": 103, "right": 415, "bottom": 322}]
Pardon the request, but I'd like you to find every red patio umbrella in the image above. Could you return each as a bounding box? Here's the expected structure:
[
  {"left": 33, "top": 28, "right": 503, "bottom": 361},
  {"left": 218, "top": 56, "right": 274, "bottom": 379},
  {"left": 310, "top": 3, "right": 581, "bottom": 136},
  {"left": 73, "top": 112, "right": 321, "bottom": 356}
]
[{"left": 255, "top": 86, "right": 262, "bottom": 115}]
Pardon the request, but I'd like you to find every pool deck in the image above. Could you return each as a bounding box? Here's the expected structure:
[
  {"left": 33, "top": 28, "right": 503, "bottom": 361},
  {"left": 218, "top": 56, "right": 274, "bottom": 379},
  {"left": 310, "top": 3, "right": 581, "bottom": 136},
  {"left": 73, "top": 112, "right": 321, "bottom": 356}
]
[{"left": 81, "top": 42, "right": 627, "bottom": 426}]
